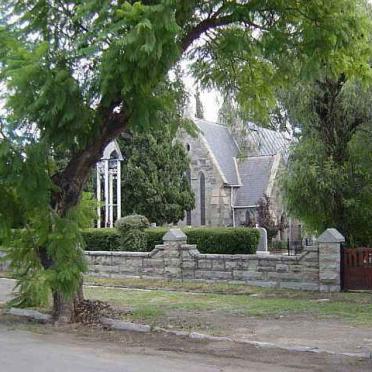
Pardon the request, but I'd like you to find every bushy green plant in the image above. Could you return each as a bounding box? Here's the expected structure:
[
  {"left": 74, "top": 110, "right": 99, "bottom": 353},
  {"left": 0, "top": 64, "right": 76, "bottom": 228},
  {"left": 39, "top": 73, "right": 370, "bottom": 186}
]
[
  {"left": 82, "top": 229, "right": 120, "bottom": 251},
  {"left": 115, "top": 215, "right": 150, "bottom": 251},
  {"left": 145, "top": 228, "right": 168, "bottom": 251},
  {"left": 270, "top": 240, "right": 288, "bottom": 251},
  {"left": 185, "top": 228, "right": 259, "bottom": 255},
  {"left": 83, "top": 227, "right": 259, "bottom": 255}
]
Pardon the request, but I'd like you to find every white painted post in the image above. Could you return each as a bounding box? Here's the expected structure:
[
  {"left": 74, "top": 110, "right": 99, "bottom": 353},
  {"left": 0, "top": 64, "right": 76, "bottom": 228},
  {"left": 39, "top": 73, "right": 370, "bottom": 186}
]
[
  {"left": 96, "top": 164, "right": 101, "bottom": 228},
  {"left": 104, "top": 160, "right": 109, "bottom": 227},
  {"left": 117, "top": 161, "right": 121, "bottom": 221},
  {"left": 109, "top": 171, "right": 114, "bottom": 227}
]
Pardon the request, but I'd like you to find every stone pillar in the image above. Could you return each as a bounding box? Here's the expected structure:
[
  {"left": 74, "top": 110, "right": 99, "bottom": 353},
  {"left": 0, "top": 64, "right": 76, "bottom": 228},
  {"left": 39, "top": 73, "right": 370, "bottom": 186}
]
[
  {"left": 162, "top": 228, "right": 187, "bottom": 279},
  {"left": 317, "top": 228, "right": 345, "bottom": 292}
]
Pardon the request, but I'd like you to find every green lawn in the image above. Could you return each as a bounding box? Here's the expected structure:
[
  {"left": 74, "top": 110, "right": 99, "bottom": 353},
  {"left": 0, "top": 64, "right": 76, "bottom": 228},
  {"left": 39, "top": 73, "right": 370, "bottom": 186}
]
[{"left": 84, "top": 276, "right": 372, "bottom": 331}]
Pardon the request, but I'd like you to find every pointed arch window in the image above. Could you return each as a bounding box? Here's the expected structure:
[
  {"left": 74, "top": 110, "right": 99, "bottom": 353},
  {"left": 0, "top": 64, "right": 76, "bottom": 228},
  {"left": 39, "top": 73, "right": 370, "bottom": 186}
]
[
  {"left": 186, "top": 169, "right": 192, "bottom": 225},
  {"left": 199, "top": 172, "right": 206, "bottom": 225}
]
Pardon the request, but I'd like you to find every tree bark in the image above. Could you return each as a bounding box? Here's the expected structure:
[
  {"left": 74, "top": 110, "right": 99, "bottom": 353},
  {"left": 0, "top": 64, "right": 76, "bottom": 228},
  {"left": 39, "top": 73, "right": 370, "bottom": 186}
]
[{"left": 46, "top": 107, "right": 129, "bottom": 322}]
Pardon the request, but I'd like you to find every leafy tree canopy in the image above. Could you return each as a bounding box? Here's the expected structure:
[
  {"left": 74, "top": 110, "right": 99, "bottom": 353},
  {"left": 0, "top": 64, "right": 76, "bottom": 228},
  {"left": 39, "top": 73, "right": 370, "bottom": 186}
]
[
  {"left": 282, "top": 78, "right": 372, "bottom": 245},
  {"left": 0, "top": 0, "right": 371, "bottom": 319}
]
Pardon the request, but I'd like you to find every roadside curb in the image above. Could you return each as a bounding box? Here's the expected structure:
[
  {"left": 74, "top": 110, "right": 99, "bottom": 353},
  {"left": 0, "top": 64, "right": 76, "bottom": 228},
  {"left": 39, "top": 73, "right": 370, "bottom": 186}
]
[
  {"left": 7, "top": 308, "right": 52, "bottom": 323},
  {"left": 151, "top": 326, "right": 372, "bottom": 360},
  {"left": 5, "top": 306, "right": 372, "bottom": 360}
]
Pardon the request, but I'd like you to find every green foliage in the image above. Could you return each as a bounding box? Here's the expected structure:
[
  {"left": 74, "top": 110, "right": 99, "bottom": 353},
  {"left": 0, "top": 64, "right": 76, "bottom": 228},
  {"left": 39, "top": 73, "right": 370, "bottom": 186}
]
[
  {"left": 145, "top": 228, "right": 168, "bottom": 251},
  {"left": 119, "top": 127, "right": 195, "bottom": 225},
  {"left": 185, "top": 228, "right": 259, "bottom": 255},
  {"left": 69, "top": 192, "right": 97, "bottom": 229},
  {"left": 1, "top": 0, "right": 371, "bottom": 311},
  {"left": 115, "top": 215, "right": 150, "bottom": 251},
  {"left": 191, "top": 1, "right": 372, "bottom": 124},
  {"left": 82, "top": 228, "right": 120, "bottom": 252},
  {"left": 83, "top": 227, "right": 259, "bottom": 255},
  {"left": 115, "top": 214, "right": 150, "bottom": 231},
  {"left": 282, "top": 80, "right": 372, "bottom": 245},
  {"left": 4, "top": 216, "right": 87, "bottom": 308},
  {"left": 271, "top": 241, "right": 288, "bottom": 252}
]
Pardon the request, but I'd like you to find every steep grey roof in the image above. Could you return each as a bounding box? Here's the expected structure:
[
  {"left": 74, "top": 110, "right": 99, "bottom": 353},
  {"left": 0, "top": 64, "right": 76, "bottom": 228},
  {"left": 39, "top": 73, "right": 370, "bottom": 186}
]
[
  {"left": 245, "top": 122, "right": 290, "bottom": 158},
  {"left": 195, "top": 119, "right": 240, "bottom": 185},
  {"left": 235, "top": 156, "right": 275, "bottom": 207}
]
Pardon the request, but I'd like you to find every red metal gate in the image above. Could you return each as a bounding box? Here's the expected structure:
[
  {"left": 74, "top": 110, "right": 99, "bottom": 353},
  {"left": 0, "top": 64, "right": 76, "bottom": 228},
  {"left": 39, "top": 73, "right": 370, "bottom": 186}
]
[{"left": 341, "top": 247, "right": 372, "bottom": 290}]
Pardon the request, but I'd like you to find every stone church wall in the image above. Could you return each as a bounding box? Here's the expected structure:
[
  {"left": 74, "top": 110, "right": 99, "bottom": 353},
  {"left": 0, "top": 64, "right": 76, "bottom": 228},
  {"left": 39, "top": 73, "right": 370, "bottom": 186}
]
[{"left": 178, "top": 132, "right": 232, "bottom": 226}]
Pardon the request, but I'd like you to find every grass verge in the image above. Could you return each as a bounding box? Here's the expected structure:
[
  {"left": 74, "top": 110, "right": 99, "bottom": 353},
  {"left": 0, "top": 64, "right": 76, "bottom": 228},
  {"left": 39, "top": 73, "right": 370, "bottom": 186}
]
[{"left": 84, "top": 276, "right": 372, "bottom": 333}]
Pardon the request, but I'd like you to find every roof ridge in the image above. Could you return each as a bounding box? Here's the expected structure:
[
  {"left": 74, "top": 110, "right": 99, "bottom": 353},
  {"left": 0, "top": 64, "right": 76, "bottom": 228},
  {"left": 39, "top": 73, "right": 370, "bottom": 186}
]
[
  {"left": 238, "top": 154, "right": 275, "bottom": 160},
  {"left": 194, "top": 118, "right": 229, "bottom": 129}
]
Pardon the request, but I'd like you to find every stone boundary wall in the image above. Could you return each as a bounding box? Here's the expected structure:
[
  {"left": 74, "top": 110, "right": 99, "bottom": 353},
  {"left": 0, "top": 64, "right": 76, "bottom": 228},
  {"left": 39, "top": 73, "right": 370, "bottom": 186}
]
[{"left": 86, "top": 228, "right": 344, "bottom": 292}]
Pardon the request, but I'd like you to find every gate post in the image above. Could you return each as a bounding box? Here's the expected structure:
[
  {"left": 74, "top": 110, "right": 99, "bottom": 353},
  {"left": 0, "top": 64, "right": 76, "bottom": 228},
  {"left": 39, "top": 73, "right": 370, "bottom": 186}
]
[
  {"left": 162, "top": 228, "right": 187, "bottom": 279},
  {"left": 317, "top": 228, "right": 345, "bottom": 292}
]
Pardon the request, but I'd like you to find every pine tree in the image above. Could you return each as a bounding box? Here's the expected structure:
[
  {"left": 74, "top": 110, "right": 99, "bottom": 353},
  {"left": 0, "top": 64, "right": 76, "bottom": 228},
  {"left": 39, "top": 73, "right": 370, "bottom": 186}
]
[
  {"left": 120, "top": 128, "right": 194, "bottom": 225},
  {"left": 0, "top": 0, "right": 370, "bottom": 322}
]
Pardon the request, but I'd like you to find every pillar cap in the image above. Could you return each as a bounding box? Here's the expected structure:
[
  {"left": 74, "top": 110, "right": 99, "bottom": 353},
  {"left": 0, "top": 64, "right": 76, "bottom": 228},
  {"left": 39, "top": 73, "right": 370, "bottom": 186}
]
[
  {"left": 317, "top": 228, "right": 345, "bottom": 243},
  {"left": 162, "top": 228, "right": 187, "bottom": 242}
]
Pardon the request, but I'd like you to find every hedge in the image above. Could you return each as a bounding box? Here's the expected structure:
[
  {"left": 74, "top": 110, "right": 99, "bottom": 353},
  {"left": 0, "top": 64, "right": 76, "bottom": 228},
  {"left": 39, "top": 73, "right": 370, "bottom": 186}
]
[
  {"left": 185, "top": 228, "right": 259, "bottom": 255},
  {"left": 82, "top": 227, "right": 259, "bottom": 255},
  {"left": 82, "top": 228, "right": 120, "bottom": 251}
]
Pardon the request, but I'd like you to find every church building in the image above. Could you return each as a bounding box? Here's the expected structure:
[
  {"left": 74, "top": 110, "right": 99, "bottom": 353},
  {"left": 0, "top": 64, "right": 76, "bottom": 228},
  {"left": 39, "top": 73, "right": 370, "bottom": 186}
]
[{"left": 178, "top": 118, "right": 291, "bottom": 228}]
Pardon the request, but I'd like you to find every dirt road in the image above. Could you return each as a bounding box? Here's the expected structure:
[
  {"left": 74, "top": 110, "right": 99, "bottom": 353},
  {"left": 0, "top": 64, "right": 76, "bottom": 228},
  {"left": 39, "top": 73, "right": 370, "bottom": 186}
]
[
  {"left": 1, "top": 323, "right": 371, "bottom": 372},
  {"left": 1, "top": 278, "right": 372, "bottom": 371}
]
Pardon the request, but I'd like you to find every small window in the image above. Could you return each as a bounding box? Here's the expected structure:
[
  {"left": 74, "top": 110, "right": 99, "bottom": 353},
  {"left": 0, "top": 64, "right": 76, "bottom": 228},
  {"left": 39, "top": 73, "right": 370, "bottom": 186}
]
[{"left": 186, "top": 143, "right": 191, "bottom": 152}]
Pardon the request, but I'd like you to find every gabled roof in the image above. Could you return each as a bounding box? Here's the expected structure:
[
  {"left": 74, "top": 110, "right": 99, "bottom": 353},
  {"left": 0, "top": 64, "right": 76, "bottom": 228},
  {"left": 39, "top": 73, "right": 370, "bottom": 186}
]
[
  {"left": 192, "top": 118, "right": 291, "bottom": 204},
  {"left": 101, "top": 140, "right": 123, "bottom": 160},
  {"left": 194, "top": 119, "right": 240, "bottom": 185},
  {"left": 244, "top": 122, "right": 291, "bottom": 157},
  {"left": 235, "top": 156, "right": 275, "bottom": 207}
]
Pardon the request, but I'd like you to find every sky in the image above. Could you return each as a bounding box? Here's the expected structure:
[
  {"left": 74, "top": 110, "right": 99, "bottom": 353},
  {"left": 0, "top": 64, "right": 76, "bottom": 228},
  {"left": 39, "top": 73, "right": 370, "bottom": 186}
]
[{"left": 183, "top": 73, "right": 221, "bottom": 123}]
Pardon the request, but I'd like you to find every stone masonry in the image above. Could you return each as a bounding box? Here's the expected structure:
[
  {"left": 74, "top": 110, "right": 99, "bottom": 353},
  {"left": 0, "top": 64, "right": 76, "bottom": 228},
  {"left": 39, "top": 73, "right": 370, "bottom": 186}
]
[{"left": 86, "top": 228, "right": 344, "bottom": 292}]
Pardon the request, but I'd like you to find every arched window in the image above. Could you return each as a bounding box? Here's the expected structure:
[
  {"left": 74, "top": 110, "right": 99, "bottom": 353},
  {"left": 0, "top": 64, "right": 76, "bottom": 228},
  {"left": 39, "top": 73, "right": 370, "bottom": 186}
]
[
  {"left": 199, "top": 172, "right": 206, "bottom": 225},
  {"left": 186, "top": 169, "right": 192, "bottom": 225},
  {"left": 186, "top": 143, "right": 191, "bottom": 152}
]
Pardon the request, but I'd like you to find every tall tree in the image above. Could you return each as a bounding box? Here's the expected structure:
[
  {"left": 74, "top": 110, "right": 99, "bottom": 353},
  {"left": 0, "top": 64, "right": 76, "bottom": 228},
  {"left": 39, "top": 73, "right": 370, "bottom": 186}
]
[
  {"left": 282, "top": 78, "right": 372, "bottom": 245},
  {"left": 120, "top": 128, "right": 194, "bottom": 225},
  {"left": 0, "top": 0, "right": 370, "bottom": 322}
]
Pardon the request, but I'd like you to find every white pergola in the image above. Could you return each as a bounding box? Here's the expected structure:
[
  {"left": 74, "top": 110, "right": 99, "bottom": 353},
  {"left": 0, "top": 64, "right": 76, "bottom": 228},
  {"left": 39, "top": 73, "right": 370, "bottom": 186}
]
[{"left": 96, "top": 141, "right": 123, "bottom": 228}]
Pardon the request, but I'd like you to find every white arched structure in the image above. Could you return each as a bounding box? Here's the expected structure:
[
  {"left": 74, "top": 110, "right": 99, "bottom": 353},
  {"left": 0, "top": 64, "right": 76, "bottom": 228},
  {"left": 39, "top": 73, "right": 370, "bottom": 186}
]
[{"left": 96, "top": 140, "right": 123, "bottom": 228}]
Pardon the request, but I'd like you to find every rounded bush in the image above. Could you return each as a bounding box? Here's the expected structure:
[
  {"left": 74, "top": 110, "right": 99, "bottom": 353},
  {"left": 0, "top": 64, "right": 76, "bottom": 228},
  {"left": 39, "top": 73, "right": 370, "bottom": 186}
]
[
  {"left": 115, "top": 214, "right": 150, "bottom": 251},
  {"left": 115, "top": 214, "right": 150, "bottom": 232}
]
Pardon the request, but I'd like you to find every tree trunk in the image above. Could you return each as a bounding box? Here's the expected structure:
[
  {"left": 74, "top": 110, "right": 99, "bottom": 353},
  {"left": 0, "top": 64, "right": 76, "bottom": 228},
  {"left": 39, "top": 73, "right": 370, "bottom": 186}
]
[
  {"left": 47, "top": 108, "right": 129, "bottom": 323},
  {"left": 52, "top": 277, "right": 84, "bottom": 324}
]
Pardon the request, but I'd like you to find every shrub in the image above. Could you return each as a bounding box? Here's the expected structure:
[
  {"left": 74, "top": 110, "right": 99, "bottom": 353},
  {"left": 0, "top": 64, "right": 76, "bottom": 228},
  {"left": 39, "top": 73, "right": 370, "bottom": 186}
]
[
  {"left": 115, "top": 215, "right": 150, "bottom": 251},
  {"left": 82, "top": 227, "right": 259, "bottom": 255},
  {"left": 145, "top": 227, "right": 168, "bottom": 251},
  {"left": 82, "top": 228, "right": 120, "bottom": 251},
  {"left": 270, "top": 240, "right": 288, "bottom": 252},
  {"left": 185, "top": 228, "right": 259, "bottom": 255},
  {"left": 115, "top": 214, "right": 150, "bottom": 231}
]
